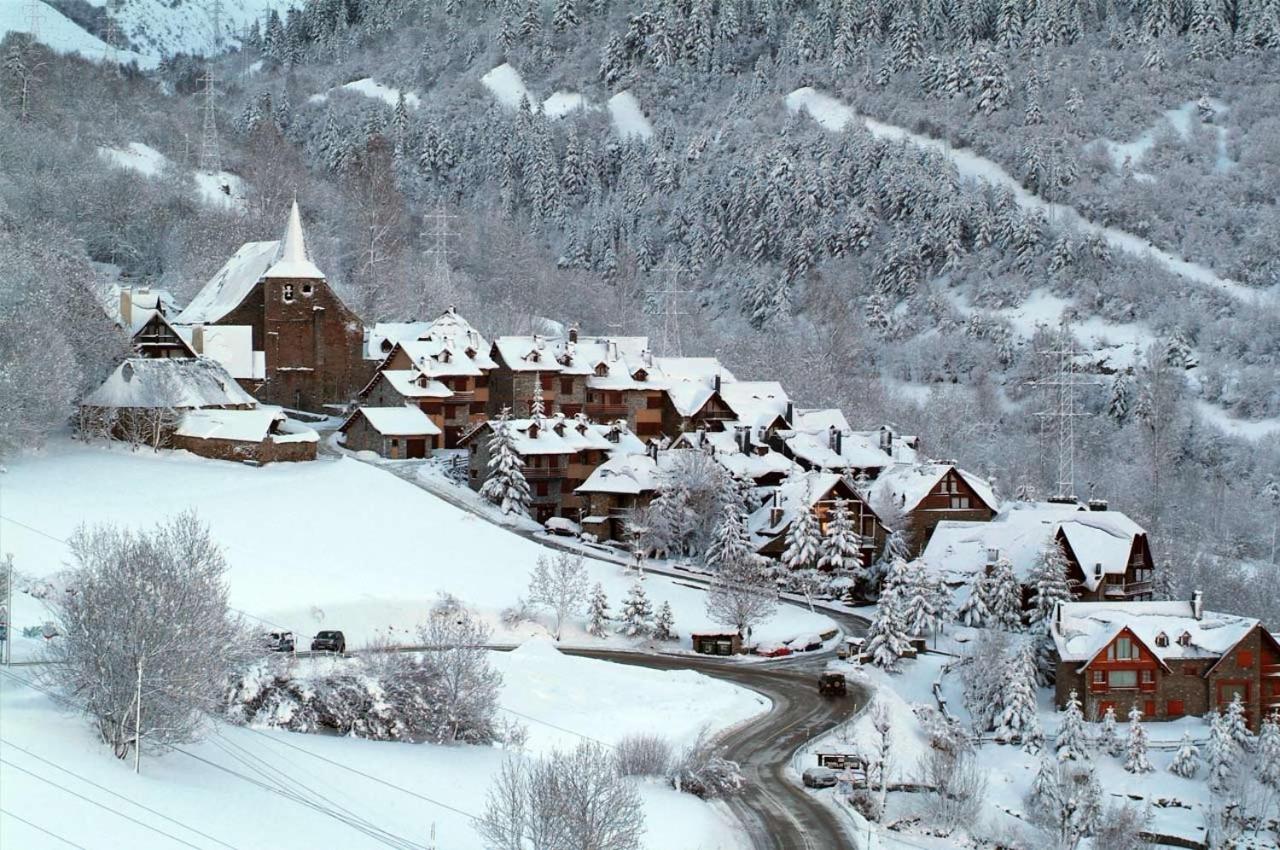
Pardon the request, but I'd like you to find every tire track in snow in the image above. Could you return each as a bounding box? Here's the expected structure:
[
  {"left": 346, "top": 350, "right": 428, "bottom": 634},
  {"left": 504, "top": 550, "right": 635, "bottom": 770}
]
[{"left": 785, "top": 87, "right": 1276, "bottom": 309}]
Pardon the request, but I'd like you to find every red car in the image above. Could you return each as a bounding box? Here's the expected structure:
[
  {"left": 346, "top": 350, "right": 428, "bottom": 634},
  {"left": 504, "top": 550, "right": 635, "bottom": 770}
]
[{"left": 756, "top": 644, "right": 793, "bottom": 658}]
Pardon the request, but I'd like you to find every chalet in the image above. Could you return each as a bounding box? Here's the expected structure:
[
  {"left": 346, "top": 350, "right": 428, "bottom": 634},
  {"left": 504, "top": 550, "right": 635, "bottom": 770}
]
[
  {"left": 172, "top": 408, "right": 318, "bottom": 463},
  {"left": 717, "top": 381, "right": 793, "bottom": 434},
  {"left": 173, "top": 202, "right": 370, "bottom": 412},
  {"left": 575, "top": 450, "right": 662, "bottom": 542},
  {"left": 461, "top": 415, "right": 617, "bottom": 523},
  {"left": 669, "top": 427, "right": 796, "bottom": 487},
  {"left": 868, "top": 463, "right": 998, "bottom": 553},
  {"left": 653, "top": 357, "right": 737, "bottom": 435},
  {"left": 1053, "top": 596, "right": 1280, "bottom": 730},
  {"left": 370, "top": 309, "right": 496, "bottom": 446},
  {"left": 748, "top": 472, "right": 888, "bottom": 567},
  {"left": 81, "top": 357, "right": 258, "bottom": 415},
  {"left": 577, "top": 332, "right": 665, "bottom": 438},
  {"left": 126, "top": 305, "right": 198, "bottom": 360},
  {"left": 340, "top": 406, "right": 441, "bottom": 459},
  {"left": 921, "top": 501, "right": 1156, "bottom": 603}
]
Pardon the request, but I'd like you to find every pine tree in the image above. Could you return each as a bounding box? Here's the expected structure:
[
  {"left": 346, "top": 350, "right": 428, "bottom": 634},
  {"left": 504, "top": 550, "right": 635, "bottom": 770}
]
[
  {"left": 552, "top": 0, "right": 580, "bottom": 32},
  {"left": 479, "top": 409, "right": 531, "bottom": 516},
  {"left": 901, "top": 561, "right": 944, "bottom": 639},
  {"left": 1223, "top": 693, "right": 1254, "bottom": 752},
  {"left": 995, "top": 641, "right": 1042, "bottom": 750},
  {"left": 818, "top": 498, "right": 863, "bottom": 577},
  {"left": 653, "top": 601, "right": 676, "bottom": 641},
  {"left": 618, "top": 581, "right": 653, "bottom": 637},
  {"left": 1206, "top": 709, "right": 1236, "bottom": 791},
  {"left": 1124, "top": 705, "right": 1154, "bottom": 773},
  {"left": 1107, "top": 370, "right": 1132, "bottom": 424},
  {"left": 865, "top": 560, "right": 913, "bottom": 672},
  {"left": 529, "top": 379, "right": 545, "bottom": 421},
  {"left": 955, "top": 569, "right": 992, "bottom": 627},
  {"left": 985, "top": 556, "right": 1023, "bottom": 630},
  {"left": 1169, "top": 731, "right": 1201, "bottom": 778},
  {"left": 1028, "top": 546, "right": 1074, "bottom": 627},
  {"left": 781, "top": 494, "right": 822, "bottom": 573},
  {"left": 586, "top": 582, "right": 610, "bottom": 638},
  {"left": 1098, "top": 706, "right": 1122, "bottom": 757},
  {"left": 1055, "top": 690, "right": 1090, "bottom": 761},
  {"left": 1258, "top": 712, "right": 1280, "bottom": 788},
  {"left": 705, "top": 499, "right": 753, "bottom": 571}
]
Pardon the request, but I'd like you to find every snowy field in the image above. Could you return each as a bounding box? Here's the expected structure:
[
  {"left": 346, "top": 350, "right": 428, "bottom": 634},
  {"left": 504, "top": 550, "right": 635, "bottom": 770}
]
[
  {"left": 97, "top": 142, "right": 248, "bottom": 212},
  {"left": 1, "top": 639, "right": 759, "bottom": 850},
  {"left": 0, "top": 440, "right": 836, "bottom": 655}
]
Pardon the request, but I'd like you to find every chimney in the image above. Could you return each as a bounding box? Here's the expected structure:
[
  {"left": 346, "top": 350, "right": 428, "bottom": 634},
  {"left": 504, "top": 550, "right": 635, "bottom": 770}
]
[
  {"left": 835, "top": 430, "right": 843, "bottom": 456},
  {"left": 119, "top": 287, "right": 132, "bottom": 328},
  {"left": 608, "top": 340, "right": 618, "bottom": 361},
  {"left": 648, "top": 441, "right": 658, "bottom": 461},
  {"left": 192, "top": 324, "right": 205, "bottom": 354},
  {"left": 880, "top": 427, "right": 892, "bottom": 455},
  {"left": 987, "top": 547, "right": 999, "bottom": 565},
  {"left": 769, "top": 490, "right": 783, "bottom": 527},
  {"left": 736, "top": 425, "right": 749, "bottom": 454},
  {"left": 1088, "top": 498, "right": 1109, "bottom": 512},
  {"left": 1094, "top": 562, "right": 1104, "bottom": 583},
  {"left": 828, "top": 425, "right": 838, "bottom": 451},
  {"left": 1191, "top": 590, "right": 1203, "bottom": 620},
  {"left": 713, "top": 372, "right": 721, "bottom": 394},
  {"left": 785, "top": 401, "right": 794, "bottom": 424},
  {"left": 569, "top": 325, "right": 579, "bottom": 344}
]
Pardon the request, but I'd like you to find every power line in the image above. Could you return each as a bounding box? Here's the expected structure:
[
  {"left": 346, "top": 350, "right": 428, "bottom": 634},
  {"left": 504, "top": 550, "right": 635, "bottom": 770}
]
[
  {"left": 0, "top": 739, "right": 245, "bottom": 850},
  {"left": 199, "top": 68, "right": 222, "bottom": 174},
  {"left": 0, "top": 807, "right": 91, "bottom": 850},
  {"left": 1, "top": 759, "right": 213, "bottom": 849}
]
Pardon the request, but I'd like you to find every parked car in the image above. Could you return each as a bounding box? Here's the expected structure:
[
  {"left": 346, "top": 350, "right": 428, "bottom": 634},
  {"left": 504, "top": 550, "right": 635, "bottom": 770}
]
[
  {"left": 264, "top": 630, "right": 295, "bottom": 653},
  {"left": 755, "top": 643, "right": 792, "bottom": 658},
  {"left": 544, "top": 517, "right": 581, "bottom": 537},
  {"left": 786, "top": 633, "right": 824, "bottom": 652},
  {"left": 311, "top": 630, "right": 346, "bottom": 654},
  {"left": 802, "top": 766, "right": 838, "bottom": 788}
]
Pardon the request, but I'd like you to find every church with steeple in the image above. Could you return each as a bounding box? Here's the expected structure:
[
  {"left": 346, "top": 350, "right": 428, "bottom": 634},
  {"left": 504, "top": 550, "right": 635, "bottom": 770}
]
[{"left": 176, "top": 202, "right": 371, "bottom": 412}]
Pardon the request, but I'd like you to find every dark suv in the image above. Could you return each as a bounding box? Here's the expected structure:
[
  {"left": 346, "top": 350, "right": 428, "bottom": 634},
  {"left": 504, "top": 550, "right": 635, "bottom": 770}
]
[{"left": 311, "top": 630, "right": 346, "bottom": 654}]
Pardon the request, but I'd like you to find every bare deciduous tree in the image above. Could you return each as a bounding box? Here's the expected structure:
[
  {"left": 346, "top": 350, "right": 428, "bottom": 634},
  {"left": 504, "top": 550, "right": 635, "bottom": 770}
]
[
  {"left": 42, "top": 512, "right": 245, "bottom": 769},
  {"left": 614, "top": 733, "right": 672, "bottom": 777},
  {"left": 416, "top": 595, "right": 503, "bottom": 743},
  {"left": 479, "top": 742, "right": 645, "bottom": 850},
  {"left": 528, "top": 553, "right": 589, "bottom": 641},
  {"left": 704, "top": 553, "right": 777, "bottom": 638},
  {"left": 917, "top": 746, "right": 987, "bottom": 835}
]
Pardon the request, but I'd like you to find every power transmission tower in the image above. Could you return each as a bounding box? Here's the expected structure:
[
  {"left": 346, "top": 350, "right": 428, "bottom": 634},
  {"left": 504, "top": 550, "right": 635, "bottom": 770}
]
[
  {"left": 209, "top": 0, "right": 225, "bottom": 49},
  {"left": 421, "top": 202, "right": 457, "bottom": 308},
  {"left": 654, "top": 265, "right": 689, "bottom": 357},
  {"left": 103, "top": 17, "right": 119, "bottom": 67},
  {"left": 1030, "top": 323, "right": 1092, "bottom": 501},
  {"left": 198, "top": 68, "right": 222, "bottom": 174},
  {"left": 27, "top": 0, "right": 42, "bottom": 42}
]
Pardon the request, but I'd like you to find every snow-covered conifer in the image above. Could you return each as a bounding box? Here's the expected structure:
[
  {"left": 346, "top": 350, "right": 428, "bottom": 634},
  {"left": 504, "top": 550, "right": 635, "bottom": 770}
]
[
  {"left": 1257, "top": 712, "right": 1280, "bottom": 788},
  {"left": 865, "top": 561, "right": 913, "bottom": 672},
  {"left": 1205, "top": 709, "right": 1236, "bottom": 791},
  {"left": 1055, "top": 690, "right": 1089, "bottom": 761},
  {"left": 618, "top": 581, "right": 654, "bottom": 637},
  {"left": 1098, "top": 706, "right": 1122, "bottom": 757},
  {"left": 586, "top": 582, "right": 610, "bottom": 638},
  {"left": 1169, "top": 731, "right": 1201, "bottom": 778},
  {"left": 818, "top": 498, "right": 862, "bottom": 576},
  {"left": 1222, "top": 693, "right": 1254, "bottom": 752},
  {"left": 479, "top": 409, "right": 531, "bottom": 516},
  {"left": 995, "top": 641, "right": 1042, "bottom": 749},
  {"left": 552, "top": 0, "right": 579, "bottom": 32},
  {"left": 653, "top": 601, "right": 676, "bottom": 641},
  {"left": 955, "top": 569, "right": 991, "bottom": 627},
  {"left": 704, "top": 499, "right": 752, "bottom": 572},
  {"left": 1028, "top": 545, "right": 1073, "bottom": 627},
  {"left": 1124, "top": 705, "right": 1154, "bottom": 773},
  {"left": 985, "top": 556, "right": 1023, "bottom": 630},
  {"left": 901, "top": 560, "right": 944, "bottom": 639},
  {"left": 780, "top": 492, "right": 821, "bottom": 573}
]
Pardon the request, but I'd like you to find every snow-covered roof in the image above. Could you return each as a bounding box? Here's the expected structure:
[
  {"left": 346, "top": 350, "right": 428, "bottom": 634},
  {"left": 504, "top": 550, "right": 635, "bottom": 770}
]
[
  {"left": 348, "top": 405, "right": 441, "bottom": 436},
  {"left": 664, "top": 380, "right": 718, "bottom": 417},
  {"left": 175, "top": 408, "right": 316, "bottom": 444},
  {"left": 869, "top": 463, "right": 998, "bottom": 514},
  {"left": 652, "top": 357, "right": 735, "bottom": 383},
  {"left": 96, "top": 282, "right": 182, "bottom": 327},
  {"left": 718, "top": 381, "right": 791, "bottom": 428},
  {"left": 175, "top": 240, "right": 279, "bottom": 325},
  {"left": 82, "top": 357, "right": 258, "bottom": 410},
  {"left": 672, "top": 429, "right": 797, "bottom": 482},
  {"left": 921, "top": 503, "right": 1146, "bottom": 589},
  {"left": 792, "top": 408, "right": 851, "bottom": 433},
  {"left": 1052, "top": 600, "right": 1262, "bottom": 667},
  {"left": 575, "top": 453, "right": 661, "bottom": 495},
  {"left": 378, "top": 370, "right": 453, "bottom": 399},
  {"left": 783, "top": 429, "right": 893, "bottom": 472},
  {"left": 263, "top": 201, "right": 324, "bottom": 280},
  {"left": 365, "top": 321, "right": 432, "bottom": 360},
  {"left": 465, "top": 415, "right": 615, "bottom": 456}
]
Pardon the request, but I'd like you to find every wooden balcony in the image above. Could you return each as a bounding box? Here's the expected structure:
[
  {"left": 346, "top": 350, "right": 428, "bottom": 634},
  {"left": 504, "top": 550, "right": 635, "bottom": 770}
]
[
  {"left": 1103, "top": 581, "right": 1153, "bottom": 599},
  {"left": 1262, "top": 664, "right": 1280, "bottom": 678},
  {"left": 586, "top": 403, "right": 629, "bottom": 418},
  {"left": 522, "top": 465, "right": 567, "bottom": 480}
]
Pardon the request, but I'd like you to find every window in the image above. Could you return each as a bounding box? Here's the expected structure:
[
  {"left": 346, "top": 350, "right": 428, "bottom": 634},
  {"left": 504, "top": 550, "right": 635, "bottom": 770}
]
[
  {"left": 1108, "top": 637, "right": 1138, "bottom": 661},
  {"left": 1182, "top": 664, "right": 1199, "bottom": 676},
  {"left": 539, "top": 374, "right": 554, "bottom": 391},
  {"left": 282, "top": 283, "right": 295, "bottom": 302},
  {"left": 1141, "top": 670, "right": 1154, "bottom": 684},
  {"left": 1092, "top": 671, "right": 1106, "bottom": 685},
  {"left": 1178, "top": 632, "right": 1192, "bottom": 647},
  {"left": 1155, "top": 632, "right": 1169, "bottom": 647},
  {"left": 535, "top": 481, "right": 549, "bottom": 497},
  {"left": 1238, "top": 651, "right": 1254, "bottom": 668},
  {"left": 949, "top": 495, "right": 970, "bottom": 509},
  {"left": 1109, "top": 670, "right": 1138, "bottom": 689},
  {"left": 302, "top": 283, "right": 313, "bottom": 296},
  {"left": 561, "top": 378, "right": 574, "bottom": 395},
  {"left": 646, "top": 393, "right": 664, "bottom": 409},
  {"left": 1144, "top": 700, "right": 1156, "bottom": 717}
]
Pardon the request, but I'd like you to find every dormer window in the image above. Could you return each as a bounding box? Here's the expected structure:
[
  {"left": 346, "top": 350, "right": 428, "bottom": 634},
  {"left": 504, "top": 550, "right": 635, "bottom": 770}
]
[
  {"left": 527, "top": 423, "right": 540, "bottom": 438},
  {"left": 465, "top": 347, "right": 476, "bottom": 358},
  {"left": 595, "top": 363, "right": 609, "bottom": 377},
  {"left": 1177, "top": 631, "right": 1192, "bottom": 647},
  {"left": 282, "top": 284, "right": 295, "bottom": 302},
  {"left": 416, "top": 375, "right": 428, "bottom": 388},
  {"left": 302, "top": 284, "right": 314, "bottom": 297},
  {"left": 632, "top": 368, "right": 648, "bottom": 381},
  {"left": 1155, "top": 632, "right": 1169, "bottom": 648},
  {"left": 380, "top": 339, "right": 393, "bottom": 353},
  {"left": 441, "top": 349, "right": 452, "bottom": 362}
]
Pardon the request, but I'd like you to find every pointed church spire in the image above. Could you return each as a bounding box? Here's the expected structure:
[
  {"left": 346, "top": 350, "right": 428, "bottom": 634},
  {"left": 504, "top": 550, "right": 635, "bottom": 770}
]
[{"left": 264, "top": 199, "right": 324, "bottom": 279}]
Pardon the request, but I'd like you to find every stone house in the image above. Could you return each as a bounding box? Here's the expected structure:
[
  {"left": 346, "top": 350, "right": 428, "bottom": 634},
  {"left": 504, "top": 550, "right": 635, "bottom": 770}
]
[
  {"left": 868, "top": 463, "right": 998, "bottom": 554},
  {"left": 174, "top": 202, "right": 371, "bottom": 412},
  {"left": 654, "top": 358, "right": 738, "bottom": 436},
  {"left": 340, "top": 406, "right": 441, "bottom": 458},
  {"left": 1053, "top": 595, "right": 1280, "bottom": 729},
  {"left": 748, "top": 472, "right": 888, "bottom": 567},
  {"left": 574, "top": 450, "right": 662, "bottom": 543},
  {"left": 172, "top": 408, "right": 318, "bottom": 463}
]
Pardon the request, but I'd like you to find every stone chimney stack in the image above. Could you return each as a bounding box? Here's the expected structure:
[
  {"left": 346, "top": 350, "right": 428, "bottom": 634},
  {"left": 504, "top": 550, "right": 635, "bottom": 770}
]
[
  {"left": 1191, "top": 590, "right": 1203, "bottom": 620},
  {"left": 569, "top": 325, "right": 579, "bottom": 344},
  {"left": 119, "top": 287, "right": 132, "bottom": 328}
]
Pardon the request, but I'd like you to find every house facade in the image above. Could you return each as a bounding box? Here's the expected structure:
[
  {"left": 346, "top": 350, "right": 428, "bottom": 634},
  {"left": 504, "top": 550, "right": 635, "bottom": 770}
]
[
  {"left": 869, "top": 463, "right": 998, "bottom": 554},
  {"left": 1053, "top": 596, "right": 1280, "bottom": 730},
  {"left": 340, "top": 406, "right": 441, "bottom": 458},
  {"left": 174, "top": 202, "right": 370, "bottom": 412},
  {"left": 748, "top": 472, "right": 888, "bottom": 566}
]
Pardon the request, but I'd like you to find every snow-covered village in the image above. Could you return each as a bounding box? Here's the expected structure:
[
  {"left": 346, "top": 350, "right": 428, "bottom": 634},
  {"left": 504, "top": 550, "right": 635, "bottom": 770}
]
[{"left": 3, "top": 2, "right": 1280, "bottom": 850}]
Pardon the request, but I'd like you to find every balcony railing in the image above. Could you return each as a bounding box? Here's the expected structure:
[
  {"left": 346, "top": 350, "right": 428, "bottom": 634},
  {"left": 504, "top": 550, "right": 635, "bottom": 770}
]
[
  {"left": 446, "top": 390, "right": 475, "bottom": 403},
  {"left": 522, "top": 466, "right": 567, "bottom": 479},
  {"left": 1103, "top": 581, "right": 1153, "bottom": 598},
  {"left": 1262, "top": 664, "right": 1280, "bottom": 677},
  {"left": 586, "top": 403, "right": 629, "bottom": 417}
]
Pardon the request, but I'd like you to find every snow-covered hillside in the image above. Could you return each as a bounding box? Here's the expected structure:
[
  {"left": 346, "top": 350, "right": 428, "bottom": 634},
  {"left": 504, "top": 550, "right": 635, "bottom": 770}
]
[
  {"left": 0, "top": 441, "right": 835, "bottom": 653},
  {"left": 0, "top": 1, "right": 150, "bottom": 66},
  {"left": 97, "top": 141, "right": 247, "bottom": 211}
]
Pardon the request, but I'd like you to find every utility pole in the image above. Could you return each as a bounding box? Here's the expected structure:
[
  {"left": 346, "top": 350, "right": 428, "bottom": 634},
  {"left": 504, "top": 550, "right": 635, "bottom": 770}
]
[
  {"left": 1, "top": 554, "right": 13, "bottom": 666},
  {"left": 198, "top": 68, "right": 222, "bottom": 174},
  {"left": 654, "top": 265, "right": 689, "bottom": 357}
]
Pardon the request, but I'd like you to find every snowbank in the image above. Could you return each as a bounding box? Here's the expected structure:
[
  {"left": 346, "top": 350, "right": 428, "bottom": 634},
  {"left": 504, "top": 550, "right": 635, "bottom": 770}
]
[
  {"left": 309, "top": 78, "right": 421, "bottom": 109},
  {"left": 608, "top": 91, "right": 654, "bottom": 140},
  {"left": 481, "top": 63, "right": 535, "bottom": 111}
]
